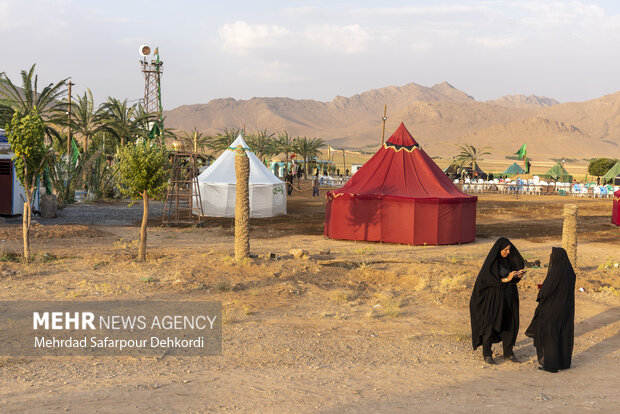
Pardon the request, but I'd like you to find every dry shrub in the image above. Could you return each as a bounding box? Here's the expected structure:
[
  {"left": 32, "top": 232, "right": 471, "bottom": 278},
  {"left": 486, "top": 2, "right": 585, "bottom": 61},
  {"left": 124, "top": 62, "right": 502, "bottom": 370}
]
[
  {"left": 438, "top": 273, "right": 471, "bottom": 294},
  {"left": 367, "top": 292, "right": 406, "bottom": 318},
  {"left": 215, "top": 279, "right": 231, "bottom": 292},
  {"left": 66, "top": 280, "right": 130, "bottom": 298},
  {"left": 381, "top": 296, "right": 406, "bottom": 317},
  {"left": 223, "top": 302, "right": 253, "bottom": 324},
  {"left": 598, "top": 286, "right": 620, "bottom": 296},
  {"left": 329, "top": 289, "right": 358, "bottom": 303},
  {"left": 401, "top": 273, "right": 428, "bottom": 292}
]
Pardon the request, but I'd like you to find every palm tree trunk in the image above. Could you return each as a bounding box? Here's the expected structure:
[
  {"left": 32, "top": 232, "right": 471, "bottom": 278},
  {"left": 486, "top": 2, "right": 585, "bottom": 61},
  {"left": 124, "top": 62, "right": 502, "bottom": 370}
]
[
  {"left": 138, "top": 190, "right": 148, "bottom": 261},
  {"left": 304, "top": 157, "right": 308, "bottom": 179},
  {"left": 235, "top": 146, "right": 250, "bottom": 261}
]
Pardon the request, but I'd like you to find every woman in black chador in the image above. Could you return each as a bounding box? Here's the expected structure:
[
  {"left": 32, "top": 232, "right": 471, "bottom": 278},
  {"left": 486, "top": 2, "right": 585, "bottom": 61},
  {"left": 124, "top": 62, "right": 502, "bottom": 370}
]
[
  {"left": 526, "top": 247, "right": 576, "bottom": 373},
  {"left": 470, "top": 237, "right": 526, "bottom": 364}
]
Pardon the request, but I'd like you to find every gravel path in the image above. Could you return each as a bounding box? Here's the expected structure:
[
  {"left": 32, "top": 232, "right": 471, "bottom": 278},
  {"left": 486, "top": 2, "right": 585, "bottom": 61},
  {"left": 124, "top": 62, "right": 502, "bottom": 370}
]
[{"left": 5, "top": 201, "right": 166, "bottom": 226}]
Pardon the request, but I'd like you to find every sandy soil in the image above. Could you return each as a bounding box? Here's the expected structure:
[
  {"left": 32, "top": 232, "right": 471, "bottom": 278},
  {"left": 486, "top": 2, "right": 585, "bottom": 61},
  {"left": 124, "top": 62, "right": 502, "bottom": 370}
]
[{"left": 0, "top": 188, "right": 618, "bottom": 413}]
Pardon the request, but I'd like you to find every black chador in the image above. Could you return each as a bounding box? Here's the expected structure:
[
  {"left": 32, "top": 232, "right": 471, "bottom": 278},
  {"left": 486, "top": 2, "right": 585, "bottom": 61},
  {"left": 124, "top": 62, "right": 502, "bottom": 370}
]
[
  {"left": 470, "top": 237, "right": 525, "bottom": 363},
  {"left": 526, "top": 247, "right": 576, "bottom": 373}
]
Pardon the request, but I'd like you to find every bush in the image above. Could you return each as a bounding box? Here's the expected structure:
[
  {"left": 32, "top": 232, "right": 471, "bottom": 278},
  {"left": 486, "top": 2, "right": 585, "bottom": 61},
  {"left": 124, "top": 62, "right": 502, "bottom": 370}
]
[{"left": 587, "top": 158, "right": 617, "bottom": 177}]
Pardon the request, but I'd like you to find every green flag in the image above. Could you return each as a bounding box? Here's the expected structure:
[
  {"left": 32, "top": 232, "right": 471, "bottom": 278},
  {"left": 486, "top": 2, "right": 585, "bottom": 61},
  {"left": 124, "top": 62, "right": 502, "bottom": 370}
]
[
  {"left": 71, "top": 137, "right": 80, "bottom": 166},
  {"left": 155, "top": 46, "right": 164, "bottom": 145},
  {"left": 43, "top": 168, "right": 52, "bottom": 195},
  {"left": 515, "top": 143, "right": 527, "bottom": 160},
  {"left": 148, "top": 122, "right": 161, "bottom": 141}
]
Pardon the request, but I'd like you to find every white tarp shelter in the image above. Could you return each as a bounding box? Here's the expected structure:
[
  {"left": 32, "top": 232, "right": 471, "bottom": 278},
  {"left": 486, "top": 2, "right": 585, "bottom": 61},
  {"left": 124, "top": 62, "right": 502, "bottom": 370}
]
[{"left": 197, "top": 135, "right": 286, "bottom": 218}]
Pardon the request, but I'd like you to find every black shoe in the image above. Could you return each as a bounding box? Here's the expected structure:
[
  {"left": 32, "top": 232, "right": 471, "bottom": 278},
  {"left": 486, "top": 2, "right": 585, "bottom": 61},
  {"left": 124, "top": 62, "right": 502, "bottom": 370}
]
[
  {"left": 484, "top": 356, "right": 496, "bottom": 365},
  {"left": 504, "top": 354, "right": 520, "bottom": 363}
]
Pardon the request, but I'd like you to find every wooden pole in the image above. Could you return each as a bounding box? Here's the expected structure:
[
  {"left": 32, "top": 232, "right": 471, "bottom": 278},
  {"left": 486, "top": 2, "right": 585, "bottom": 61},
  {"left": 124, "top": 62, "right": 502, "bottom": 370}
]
[
  {"left": 381, "top": 104, "right": 387, "bottom": 145},
  {"left": 67, "top": 81, "right": 74, "bottom": 158}
]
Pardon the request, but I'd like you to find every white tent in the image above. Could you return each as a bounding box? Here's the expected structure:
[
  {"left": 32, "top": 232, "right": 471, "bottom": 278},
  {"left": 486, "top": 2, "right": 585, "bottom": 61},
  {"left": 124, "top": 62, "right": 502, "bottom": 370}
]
[{"left": 197, "top": 135, "right": 287, "bottom": 218}]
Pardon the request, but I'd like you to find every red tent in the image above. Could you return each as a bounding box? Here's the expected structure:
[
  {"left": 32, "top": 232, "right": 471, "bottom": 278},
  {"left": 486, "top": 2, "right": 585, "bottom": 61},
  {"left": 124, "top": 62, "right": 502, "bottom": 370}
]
[
  {"left": 325, "top": 123, "right": 477, "bottom": 245},
  {"left": 613, "top": 190, "right": 620, "bottom": 226}
]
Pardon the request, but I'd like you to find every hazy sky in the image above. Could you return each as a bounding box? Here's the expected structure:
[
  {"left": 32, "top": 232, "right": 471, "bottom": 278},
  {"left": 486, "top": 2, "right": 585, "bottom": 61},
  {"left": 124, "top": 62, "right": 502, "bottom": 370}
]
[{"left": 2, "top": 0, "right": 620, "bottom": 109}]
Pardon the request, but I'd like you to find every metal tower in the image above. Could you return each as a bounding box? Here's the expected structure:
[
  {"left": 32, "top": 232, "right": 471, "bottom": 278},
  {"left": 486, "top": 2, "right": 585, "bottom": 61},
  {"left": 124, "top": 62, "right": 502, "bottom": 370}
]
[{"left": 139, "top": 45, "right": 163, "bottom": 116}]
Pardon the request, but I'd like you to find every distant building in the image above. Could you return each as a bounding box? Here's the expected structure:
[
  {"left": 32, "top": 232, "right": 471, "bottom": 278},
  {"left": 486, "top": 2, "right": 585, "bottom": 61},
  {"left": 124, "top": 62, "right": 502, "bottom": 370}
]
[{"left": 351, "top": 163, "right": 364, "bottom": 175}]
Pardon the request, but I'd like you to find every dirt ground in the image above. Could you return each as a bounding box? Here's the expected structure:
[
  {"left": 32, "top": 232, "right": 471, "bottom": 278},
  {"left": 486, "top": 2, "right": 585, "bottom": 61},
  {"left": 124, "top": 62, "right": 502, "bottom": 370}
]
[{"left": 0, "top": 187, "right": 619, "bottom": 413}]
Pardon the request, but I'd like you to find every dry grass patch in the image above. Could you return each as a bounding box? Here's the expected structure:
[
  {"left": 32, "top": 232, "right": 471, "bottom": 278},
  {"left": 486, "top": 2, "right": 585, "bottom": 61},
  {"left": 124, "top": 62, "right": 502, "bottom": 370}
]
[
  {"left": 328, "top": 289, "right": 359, "bottom": 303},
  {"left": 223, "top": 302, "right": 254, "bottom": 324},
  {"left": 367, "top": 292, "right": 407, "bottom": 318},
  {"left": 215, "top": 279, "right": 231, "bottom": 292},
  {"left": 65, "top": 280, "right": 130, "bottom": 298},
  {"left": 438, "top": 272, "right": 472, "bottom": 294}
]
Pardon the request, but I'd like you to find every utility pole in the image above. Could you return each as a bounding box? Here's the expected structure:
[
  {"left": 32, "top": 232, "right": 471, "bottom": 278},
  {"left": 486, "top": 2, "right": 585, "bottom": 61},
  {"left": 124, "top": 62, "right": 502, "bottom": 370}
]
[
  {"left": 67, "top": 81, "right": 74, "bottom": 161},
  {"left": 381, "top": 104, "right": 388, "bottom": 145}
]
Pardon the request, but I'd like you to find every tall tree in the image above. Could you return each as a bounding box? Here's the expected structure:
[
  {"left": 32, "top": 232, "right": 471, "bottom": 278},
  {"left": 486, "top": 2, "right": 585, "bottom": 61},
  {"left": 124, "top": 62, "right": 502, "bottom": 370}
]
[
  {"left": 211, "top": 127, "right": 242, "bottom": 152},
  {"left": 455, "top": 144, "right": 491, "bottom": 175},
  {"left": 246, "top": 129, "right": 275, "bottom": 162},
  {"left": 274, "top": 130, "right": 294, "bottom": 174},
  {"left": 179, "top": 127, "right": 213, "bottom": 153},
  {"left": 100, "top": 98, "right": 153, "bottom": 146},
  {"left": 0, "top": 64, "right": 68, "bottom": 143},
  {"left": 116, "top": 142, "right": 170, "bottom": 261},
  {"left": 293, "top": 136, "right": 325, "bottom": 178},
  {"left": 588, "top": 158, "right": 617, "bottom": 178},
  {"left": 70, "top": 88, "right": 104, "bottom": 150},
  {"left": 5, "top": 108, "right": 50, "bottom": 261}
]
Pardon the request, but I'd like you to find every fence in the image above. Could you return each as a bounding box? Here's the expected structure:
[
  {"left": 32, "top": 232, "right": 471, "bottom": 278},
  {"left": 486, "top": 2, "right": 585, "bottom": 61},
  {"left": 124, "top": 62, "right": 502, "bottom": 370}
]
[
  {"left": 458, "top": 179, "right": 619, "bottom": 198},
  {"left": 315, "top": 175, "right": 620, "bottom": 198}
]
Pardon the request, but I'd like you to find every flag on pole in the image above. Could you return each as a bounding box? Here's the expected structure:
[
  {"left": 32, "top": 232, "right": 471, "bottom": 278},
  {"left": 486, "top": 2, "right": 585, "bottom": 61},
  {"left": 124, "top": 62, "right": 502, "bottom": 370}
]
[
  {"left": 148, "top": 122, "right": 161, "bottom": 141},
  {"left": 154, "top": 46, "right": 164, "bottom": 144},
  {"left": 515, "top": 143, "right": 527, "bottom": 160},
  {"left": 71, "top": 137, "right": 80, "bottom": 166}
]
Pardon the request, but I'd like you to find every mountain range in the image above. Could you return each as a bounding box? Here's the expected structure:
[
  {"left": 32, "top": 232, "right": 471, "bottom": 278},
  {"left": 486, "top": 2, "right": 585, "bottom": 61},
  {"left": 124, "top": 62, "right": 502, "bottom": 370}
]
[{"left": 163, "top": 82, "right": 620, "bottom": 159}]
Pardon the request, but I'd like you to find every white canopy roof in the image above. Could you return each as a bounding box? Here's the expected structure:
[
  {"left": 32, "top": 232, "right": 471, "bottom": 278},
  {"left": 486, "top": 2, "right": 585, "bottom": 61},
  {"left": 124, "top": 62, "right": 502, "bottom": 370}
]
[{"left": 198, "top": 135, "right": 283, "bottom": 185}]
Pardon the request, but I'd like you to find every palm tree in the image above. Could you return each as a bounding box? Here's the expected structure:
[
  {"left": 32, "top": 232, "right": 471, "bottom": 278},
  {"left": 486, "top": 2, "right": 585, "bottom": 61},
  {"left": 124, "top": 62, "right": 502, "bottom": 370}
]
[
  {"left": 0, "top": 99, "right": 13, "bottom": 127},
  {"left": 246, "top": 129, "right": 275, "bottom": 162},
  {"left": 274, "top": 130, "right": 294, "bottom": 174},
  {"left": 455, "top": 144, "right": 491, "bottom": 176},
  {"left": 0, "top": 64, "right": 68, "bottom": 142},
  {"left": 69, "top": 88, "right": 104, "bottom": 151},
  {"left": 100, "top": 97, "right": 153, "bottom": 146},
  {"left": 293, "top": 136, "right": 325, "bottom": 178},
  {"left": 211, "top": 127, "right": 242, "bottom": 152},
  {"left": 179, "top": 127, "right": 213, "bottom": 153}
]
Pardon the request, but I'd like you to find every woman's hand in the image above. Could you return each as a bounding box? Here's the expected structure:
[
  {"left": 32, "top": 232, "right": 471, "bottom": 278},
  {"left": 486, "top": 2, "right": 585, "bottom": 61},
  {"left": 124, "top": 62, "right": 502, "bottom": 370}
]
[{"left": 502, "top": 271, "right": 518, "bottom": 283}]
